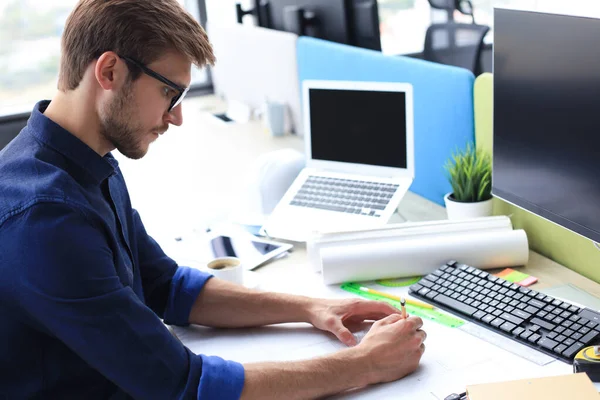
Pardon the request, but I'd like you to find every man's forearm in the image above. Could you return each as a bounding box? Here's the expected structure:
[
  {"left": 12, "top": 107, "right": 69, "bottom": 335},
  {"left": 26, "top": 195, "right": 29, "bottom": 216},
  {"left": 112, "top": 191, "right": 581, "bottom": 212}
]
[
  {"left": 188, "top": 277, "right": 316, "bottom": 327},
  {"left": 241, "top": 347, "right": 370, "bottom": 400}
]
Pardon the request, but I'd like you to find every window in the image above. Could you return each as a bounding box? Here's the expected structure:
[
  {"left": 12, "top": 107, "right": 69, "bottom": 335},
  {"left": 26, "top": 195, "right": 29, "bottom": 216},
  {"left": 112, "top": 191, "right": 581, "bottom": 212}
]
[
  {"left": 460, "top": 0, "right": 600, "bottom": 30},
  {"left": 378, "top": 0, "right": 432, "bottom": 55},
  {"left": 205, "top": 0, "right": 257, "bottom": 26},
  {"left": 206, "top": 0, "right": 432, "bottom": 55},
  {"left": 0, "top": 0, "right": 209, "bottom": 118}
]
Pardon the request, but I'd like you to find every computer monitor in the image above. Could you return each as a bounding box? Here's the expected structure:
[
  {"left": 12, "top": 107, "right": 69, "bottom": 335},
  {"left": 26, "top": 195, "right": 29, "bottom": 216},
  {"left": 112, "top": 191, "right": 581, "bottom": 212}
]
[
  {"left": 255, "top": 0, "right": 381, "bottom": 51},
  {"left": 493, "top": 9, "right": 600, "bottom": 244},
  {"left": 208, "top": 23, "right": 303, "bottom": 135}
]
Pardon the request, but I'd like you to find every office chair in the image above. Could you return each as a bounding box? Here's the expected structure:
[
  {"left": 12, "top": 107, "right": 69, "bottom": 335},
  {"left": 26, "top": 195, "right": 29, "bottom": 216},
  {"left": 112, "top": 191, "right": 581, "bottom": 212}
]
[
  {"left": 423, "top": 22, "right": 489, "bottom": 76},
  {"left": 428, "top": 0, "right": 475, "bottom": 22}
]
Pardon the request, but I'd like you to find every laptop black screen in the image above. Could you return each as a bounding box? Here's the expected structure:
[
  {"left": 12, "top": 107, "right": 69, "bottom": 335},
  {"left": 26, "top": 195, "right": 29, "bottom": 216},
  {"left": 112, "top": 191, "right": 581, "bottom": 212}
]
[{"left": 308, "top": 88, "right": 407, "bottom": 169}]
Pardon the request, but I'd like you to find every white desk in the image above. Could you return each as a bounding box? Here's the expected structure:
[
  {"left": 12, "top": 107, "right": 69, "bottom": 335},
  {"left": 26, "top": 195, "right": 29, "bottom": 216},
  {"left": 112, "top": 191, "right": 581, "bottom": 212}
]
[{"left": 116, "top": 96, "right": 599, "bottom": 398}]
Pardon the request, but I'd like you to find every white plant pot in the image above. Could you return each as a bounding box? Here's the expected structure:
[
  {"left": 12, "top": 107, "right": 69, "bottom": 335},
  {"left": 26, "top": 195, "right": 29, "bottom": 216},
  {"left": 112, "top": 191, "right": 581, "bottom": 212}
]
[{"left": 444, "top": 193, "right": 493, "bottom": 220}]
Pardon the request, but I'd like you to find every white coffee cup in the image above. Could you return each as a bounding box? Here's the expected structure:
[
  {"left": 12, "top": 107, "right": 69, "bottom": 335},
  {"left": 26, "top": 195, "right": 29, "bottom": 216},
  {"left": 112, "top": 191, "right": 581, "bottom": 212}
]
[{"left": 207, "top": 257, "right": 244, "bottom": 285}]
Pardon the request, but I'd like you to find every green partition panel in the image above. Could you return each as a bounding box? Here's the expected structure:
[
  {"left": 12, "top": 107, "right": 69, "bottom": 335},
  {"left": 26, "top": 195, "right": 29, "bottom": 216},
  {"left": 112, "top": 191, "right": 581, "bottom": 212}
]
[{"left": 474, "top": 73, "right": 600, "bottom": 283}]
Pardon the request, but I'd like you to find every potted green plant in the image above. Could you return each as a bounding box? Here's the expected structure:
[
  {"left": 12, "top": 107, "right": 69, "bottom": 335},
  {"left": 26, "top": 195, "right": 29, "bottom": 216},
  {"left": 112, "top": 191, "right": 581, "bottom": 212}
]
[{"left": 443, "top": 143, "right": 493, "bottom": 220}]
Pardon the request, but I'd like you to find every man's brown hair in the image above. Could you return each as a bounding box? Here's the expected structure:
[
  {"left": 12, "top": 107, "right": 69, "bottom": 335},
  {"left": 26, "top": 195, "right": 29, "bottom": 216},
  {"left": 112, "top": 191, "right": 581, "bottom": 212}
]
[{"left": 58, "top": 0, "right": 215, "bottom": 91}]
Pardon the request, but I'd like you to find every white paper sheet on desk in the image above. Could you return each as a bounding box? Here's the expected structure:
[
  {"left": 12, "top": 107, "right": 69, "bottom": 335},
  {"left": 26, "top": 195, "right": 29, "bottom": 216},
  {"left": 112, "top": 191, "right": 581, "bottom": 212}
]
[
  {"left": 172, "top": 305, "right": 571, "bottom": 400},
  {"left": 320, "top": 229, "right": 529, "bottom": 284},
  {"left": 307, "top": 216, "right": 513, "bottom": 272}
]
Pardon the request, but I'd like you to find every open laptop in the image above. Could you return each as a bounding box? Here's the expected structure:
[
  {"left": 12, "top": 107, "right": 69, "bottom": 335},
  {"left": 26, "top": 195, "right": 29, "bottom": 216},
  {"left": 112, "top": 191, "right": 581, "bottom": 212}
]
[{"left": 260, "top": 80, "right": 415, "bottom": 242}]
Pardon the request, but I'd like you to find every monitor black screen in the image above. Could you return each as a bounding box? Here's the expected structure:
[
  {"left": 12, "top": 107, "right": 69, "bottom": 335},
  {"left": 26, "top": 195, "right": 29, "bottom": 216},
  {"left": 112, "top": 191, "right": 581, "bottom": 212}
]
[
  {"left": 309, "top": 88, "right": 407, "bottom": 169},
  {"left": 266, "top": 0, "right": 350, "bottom": 44},
  {"left": 261, "top": 0, "right": 381, "bottom": 51},
  {"left": 493, "top": 9, "right": 600, "bottom": 243}
]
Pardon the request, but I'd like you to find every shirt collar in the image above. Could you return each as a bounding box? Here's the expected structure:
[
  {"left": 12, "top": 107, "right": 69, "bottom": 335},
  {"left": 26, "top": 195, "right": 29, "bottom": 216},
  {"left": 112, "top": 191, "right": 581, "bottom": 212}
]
[{"left": 28, "top": 100, "right": 117, "bottom": 185}]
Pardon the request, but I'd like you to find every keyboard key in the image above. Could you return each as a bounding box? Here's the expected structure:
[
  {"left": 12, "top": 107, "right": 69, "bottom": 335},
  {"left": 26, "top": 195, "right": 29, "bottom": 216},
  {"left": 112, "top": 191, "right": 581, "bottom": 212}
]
[
  {"left": 569, "top": 315, "right": 580, "bottom": 322},
  {"left": 568, "top": 305, "right": 580, "bottom": 313},
  {"left": 562, "top": 342, "right": 585, "bottom": 359},
  {"left": 500, "top": 321, "right": 517, "bottom": 333},
  {"left": 519, "top": 287, "right": 531, "bottom": 294},
  {"left": 529, "top": 299, "right": 546, "bottom": 309},
  {"left": 587, "top": 321, "right": 599, "bottom": 329},
  {"left": 425, "top": 290, "right": 438, "bottom": 300},
  {"left": 538, "top": 337, "right": 559, "bottom": 351},
  {"left": 419, "top": 280, "right": 434, "bottom": 288},
  {"left": 409, "top": 284, "right": 423, "bottom": 293},
  {"left": 535, "top": 293, "right": 546, "bottom": 301},
  {"left": 554, "top": 344, "right": 568, "bottom": 354},
  {"left": 491, "top": 318, "right": 504, "bottom": 328},
  {"left": 524, "top": 305, "right": 539, "bottom": 314},
  {"left": 513, "top": 327, "right": 525, "bottom": 337},
  {"left": 563, "top": 329, "right": 575, "bottom": 337},
  {"left": 552, "top": 299, "right": 563, "bottom": 307},
  {"left": 580, "top": 330, "right": 599, "bottom": 344},
  {"left": 530, "top": 317, "right": 556, "bottom": 331},
  {"left": 519, "top": 330, "right": 533, "bottom": 340},
  {"left": 499, "top": 312, "right": 524, "bottom": 326},
  {"left": 528, "top": 333, "right": 541, "bottom": 343},
  {"left": 434, "top": 294, "right": 477, "bottom": 316},
  {"left": 512, "top": 309, "right": 532, "bottom": 320},
  {"left": 473, "top": 311, "right": 487, "bottom": 320},
  {"left": 579, "top": 309, "right": 600, "bottom": 325}
]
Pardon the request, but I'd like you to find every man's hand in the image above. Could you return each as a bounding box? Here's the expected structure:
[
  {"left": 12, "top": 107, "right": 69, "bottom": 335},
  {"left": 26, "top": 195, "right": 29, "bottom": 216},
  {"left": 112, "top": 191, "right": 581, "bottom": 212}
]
[
  {"left": 307, "top": 298, "right": 402, "bottom": 346},
  {"left": 357, "top": 314, "right": 426, "bottom": 385}
]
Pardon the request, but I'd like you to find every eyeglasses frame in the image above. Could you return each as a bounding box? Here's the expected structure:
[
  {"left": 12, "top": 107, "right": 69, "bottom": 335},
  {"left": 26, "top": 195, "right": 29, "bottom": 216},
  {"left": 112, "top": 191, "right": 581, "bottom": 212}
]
[{"left": 119, "top": 55, "right": 189, "bottom": 112}]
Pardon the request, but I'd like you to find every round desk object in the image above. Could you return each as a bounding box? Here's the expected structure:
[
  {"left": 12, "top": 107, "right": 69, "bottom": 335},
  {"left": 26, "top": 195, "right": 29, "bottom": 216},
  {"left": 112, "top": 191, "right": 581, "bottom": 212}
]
[{"left": 573, "top": 345, "right": 600, "bottom": 382}]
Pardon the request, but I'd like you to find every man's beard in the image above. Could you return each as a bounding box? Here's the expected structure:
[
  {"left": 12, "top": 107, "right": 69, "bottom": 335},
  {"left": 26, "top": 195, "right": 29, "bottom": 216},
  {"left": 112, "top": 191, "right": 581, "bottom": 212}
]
[{"left": 99, "top": 82, "right": 147, "bottom": 160}]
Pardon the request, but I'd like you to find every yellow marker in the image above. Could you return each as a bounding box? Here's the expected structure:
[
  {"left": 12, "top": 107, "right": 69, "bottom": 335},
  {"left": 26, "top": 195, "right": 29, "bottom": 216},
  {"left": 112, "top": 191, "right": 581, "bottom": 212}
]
[{"left": 358, "top": 286, "right": 434, "bottom": 309}]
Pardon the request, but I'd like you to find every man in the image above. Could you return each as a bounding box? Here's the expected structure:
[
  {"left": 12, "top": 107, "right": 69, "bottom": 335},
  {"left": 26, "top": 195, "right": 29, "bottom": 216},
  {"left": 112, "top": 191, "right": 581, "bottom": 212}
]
[{"left": 0, "top": 1, "right": 426, "bottom": 398}]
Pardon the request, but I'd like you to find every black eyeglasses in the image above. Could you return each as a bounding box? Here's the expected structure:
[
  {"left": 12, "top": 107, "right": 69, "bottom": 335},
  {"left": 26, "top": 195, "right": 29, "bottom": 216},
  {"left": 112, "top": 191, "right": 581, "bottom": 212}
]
[{"left": 120, "top": 55, "right": 189, "bottom": 112}]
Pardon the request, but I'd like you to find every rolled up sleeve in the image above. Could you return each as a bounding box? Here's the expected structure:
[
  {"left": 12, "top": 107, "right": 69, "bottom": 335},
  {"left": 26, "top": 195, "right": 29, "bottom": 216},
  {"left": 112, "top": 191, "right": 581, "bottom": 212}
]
[{"left": 164, "top": 266, "right": 213, "bottom": 326}]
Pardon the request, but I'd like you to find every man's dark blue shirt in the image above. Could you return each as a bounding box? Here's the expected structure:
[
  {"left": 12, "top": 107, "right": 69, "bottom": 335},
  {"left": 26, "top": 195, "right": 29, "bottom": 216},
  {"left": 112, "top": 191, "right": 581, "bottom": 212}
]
[{"left": 0, "top": 101, "right": 244, "bottom": 399}]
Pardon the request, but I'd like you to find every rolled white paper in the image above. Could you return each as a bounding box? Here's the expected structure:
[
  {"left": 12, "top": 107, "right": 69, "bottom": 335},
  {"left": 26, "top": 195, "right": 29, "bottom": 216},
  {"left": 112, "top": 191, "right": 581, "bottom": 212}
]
[
  {"left": 308, "top": 216, "right": 514, "bottom": 273},
  {"left": 320, "top": 229, "right": 529, "bottom": 285}
]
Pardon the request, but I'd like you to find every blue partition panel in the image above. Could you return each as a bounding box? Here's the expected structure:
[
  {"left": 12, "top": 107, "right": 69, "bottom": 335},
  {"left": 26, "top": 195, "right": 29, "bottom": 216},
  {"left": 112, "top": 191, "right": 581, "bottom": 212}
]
[{"left": 297, "top": 37, "right": 475, "bottom": 206}]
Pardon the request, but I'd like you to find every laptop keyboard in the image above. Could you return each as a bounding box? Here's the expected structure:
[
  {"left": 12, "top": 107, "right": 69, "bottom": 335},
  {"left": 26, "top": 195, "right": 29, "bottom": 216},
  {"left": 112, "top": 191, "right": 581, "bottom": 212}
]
[
  {"left": 289, "top": 176, "right": 399, "bottom": 217},
  {"left": 410, "top": 261, "right": 600, "bottom": 364}
]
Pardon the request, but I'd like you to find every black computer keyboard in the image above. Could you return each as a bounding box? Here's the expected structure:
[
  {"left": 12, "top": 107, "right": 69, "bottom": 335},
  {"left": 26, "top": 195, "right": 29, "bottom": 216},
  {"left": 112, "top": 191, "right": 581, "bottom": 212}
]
[{"left": 409, "top": 261, "right": 600, "bottom": 364}]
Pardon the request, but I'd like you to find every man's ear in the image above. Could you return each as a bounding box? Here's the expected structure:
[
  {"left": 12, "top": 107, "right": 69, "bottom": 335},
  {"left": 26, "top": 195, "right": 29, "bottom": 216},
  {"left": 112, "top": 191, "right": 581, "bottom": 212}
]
[{"left": 94, "top": 52, "right": 127, "bottom": 91}]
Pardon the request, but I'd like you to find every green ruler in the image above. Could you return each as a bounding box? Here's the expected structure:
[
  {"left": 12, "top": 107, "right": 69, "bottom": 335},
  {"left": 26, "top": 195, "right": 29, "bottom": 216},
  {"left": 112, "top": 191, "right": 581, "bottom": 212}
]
[{"left": 340, "top": 282, "right": 465, "bottom": 328}]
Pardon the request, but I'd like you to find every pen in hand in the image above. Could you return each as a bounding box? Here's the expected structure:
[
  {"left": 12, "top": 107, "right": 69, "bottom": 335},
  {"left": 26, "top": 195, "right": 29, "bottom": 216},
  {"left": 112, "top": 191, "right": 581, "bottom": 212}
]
[{"left": 400, "top": 297, "right": 407, "bottom": 319}]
